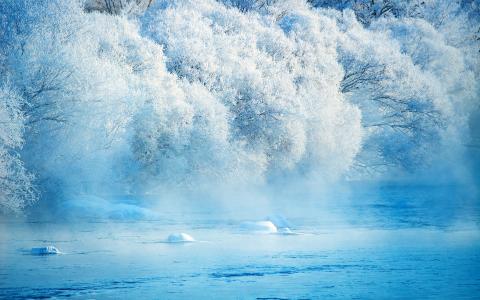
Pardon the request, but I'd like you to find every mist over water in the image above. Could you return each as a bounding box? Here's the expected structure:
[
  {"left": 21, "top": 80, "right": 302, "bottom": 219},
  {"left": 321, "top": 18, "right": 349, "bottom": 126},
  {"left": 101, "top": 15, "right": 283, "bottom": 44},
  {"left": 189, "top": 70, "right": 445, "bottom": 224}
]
[{"left": 1, "top": 183, "right": 479, "bottom": 299}]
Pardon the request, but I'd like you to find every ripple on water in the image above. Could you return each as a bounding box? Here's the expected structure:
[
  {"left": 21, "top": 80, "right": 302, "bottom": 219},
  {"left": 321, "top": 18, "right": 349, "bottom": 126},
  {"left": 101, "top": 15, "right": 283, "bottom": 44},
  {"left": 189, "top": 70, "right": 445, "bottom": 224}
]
[{"left": 210, "top": 263, "right": 377, "bottom": 279}]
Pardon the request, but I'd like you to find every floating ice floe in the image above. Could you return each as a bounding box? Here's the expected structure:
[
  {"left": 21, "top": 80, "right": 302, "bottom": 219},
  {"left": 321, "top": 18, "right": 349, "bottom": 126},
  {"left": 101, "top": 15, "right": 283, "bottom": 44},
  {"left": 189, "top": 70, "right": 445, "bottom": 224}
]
[
  {"left": 30, "top": 246, "right": 61, "bottom": 255},
  {"left": 240, "top": 221, "right": 278, "bottom": 233},
  {"left": 166, "top": 233, "right": 195, "bottom": 243}
]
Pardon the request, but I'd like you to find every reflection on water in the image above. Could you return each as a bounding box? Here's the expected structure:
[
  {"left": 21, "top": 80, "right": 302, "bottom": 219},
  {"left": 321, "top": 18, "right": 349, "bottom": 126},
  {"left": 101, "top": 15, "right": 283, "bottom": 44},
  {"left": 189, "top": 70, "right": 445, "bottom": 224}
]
[{"left": 0, "top": 184, "right": 479, "bottom": 299}]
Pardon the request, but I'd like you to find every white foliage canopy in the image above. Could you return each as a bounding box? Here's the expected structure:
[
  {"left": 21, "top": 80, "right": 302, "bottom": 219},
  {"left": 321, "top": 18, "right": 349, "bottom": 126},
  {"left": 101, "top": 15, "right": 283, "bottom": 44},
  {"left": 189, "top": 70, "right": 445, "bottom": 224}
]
[{"left": 0, "top": 0, "right": 477, "bottom": 212}]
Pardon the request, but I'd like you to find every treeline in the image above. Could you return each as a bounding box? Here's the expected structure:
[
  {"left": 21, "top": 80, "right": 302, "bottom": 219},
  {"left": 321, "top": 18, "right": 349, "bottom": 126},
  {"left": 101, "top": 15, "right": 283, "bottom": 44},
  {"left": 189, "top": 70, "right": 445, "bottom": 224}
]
[{"left": 0, "top": 0, "right": 478, "bottom": 213}]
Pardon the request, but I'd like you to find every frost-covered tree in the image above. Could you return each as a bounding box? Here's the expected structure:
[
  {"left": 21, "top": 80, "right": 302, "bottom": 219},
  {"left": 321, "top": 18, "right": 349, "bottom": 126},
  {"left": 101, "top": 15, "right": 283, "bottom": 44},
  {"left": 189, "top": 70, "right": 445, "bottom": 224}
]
[
  {"left": 330, "top": 10, "right": 478, "bottom": 173},
  {"left": 308, "top": 0, "right": 426, "bottom": 25},
  {"left": 84, "top": 0, "right": 154, "bottom": 15},
  {"left": 1, "top": 0, "right": 156, "bottom": 200},
  {"left": 142, "top": 0, "right": 362, "bottom": 179},
  {"left": 0, "top": 84, "right": 36, "bottom": 213},
  {"left": 0, "top": 0, "right": 478, "bottom": 212}
]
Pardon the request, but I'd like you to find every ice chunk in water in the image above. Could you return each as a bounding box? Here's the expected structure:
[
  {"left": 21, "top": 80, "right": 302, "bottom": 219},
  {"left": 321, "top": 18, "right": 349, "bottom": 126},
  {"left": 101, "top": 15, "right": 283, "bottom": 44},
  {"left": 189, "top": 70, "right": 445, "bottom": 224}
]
[
  {"left": 166, "top": 233, "right": 195, "bottom": 243},
  {"left": 240, "top": 221, "right": 278, "bottom": 233},
  {"left": 31, "top": 246, "right": 61, "bottom": 255}
]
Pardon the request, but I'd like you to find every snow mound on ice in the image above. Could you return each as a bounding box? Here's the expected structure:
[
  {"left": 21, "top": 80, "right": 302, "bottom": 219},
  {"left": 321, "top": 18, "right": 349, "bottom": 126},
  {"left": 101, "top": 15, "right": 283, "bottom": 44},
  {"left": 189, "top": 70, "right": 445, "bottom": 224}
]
[
  {"left": 166, "top": 233, "right": 195, "bottom": 243},
  {"left": 31, "top": 246, "right": 61, "bottom": 255},
  {"left": 240, "top": 221, "right": 278, "bottom": 233}
]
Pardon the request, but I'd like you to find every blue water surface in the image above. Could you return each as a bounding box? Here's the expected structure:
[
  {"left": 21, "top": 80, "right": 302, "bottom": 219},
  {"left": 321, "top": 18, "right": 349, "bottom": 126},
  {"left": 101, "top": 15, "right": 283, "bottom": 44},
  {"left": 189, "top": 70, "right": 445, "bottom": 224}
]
[{"left": 0, "top": 184, "right": 479, "bottom": 299}]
